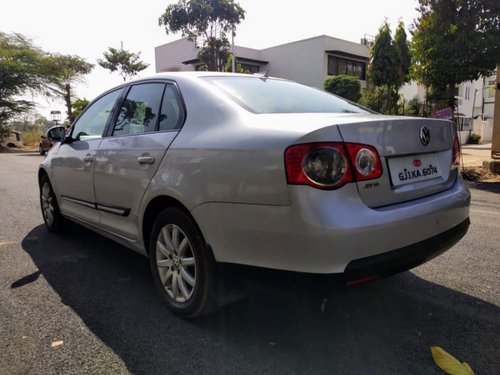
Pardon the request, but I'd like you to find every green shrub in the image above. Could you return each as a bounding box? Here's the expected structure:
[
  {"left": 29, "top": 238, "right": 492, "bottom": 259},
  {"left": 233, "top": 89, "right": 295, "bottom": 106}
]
[
  {"left": 468, "top": 133, "right": 481, "bottom": 144},
  {"left": 21, "top": 129, "right": 43, "bottom": 148},
  {"left": 324, "top": 75, "right": 361, "bottom": 103},
  {"left": 404, "top": 96, "right": 422, "bottom": 116}
]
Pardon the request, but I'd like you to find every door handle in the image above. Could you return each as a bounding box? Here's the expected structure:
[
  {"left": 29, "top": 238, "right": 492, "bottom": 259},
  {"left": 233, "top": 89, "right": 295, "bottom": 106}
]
[
  {"left": 138, "top": 156, "right": 155, "bottom": 164},
  {"left": 83, "top": 155, "right": 93, "bottom": 163}
]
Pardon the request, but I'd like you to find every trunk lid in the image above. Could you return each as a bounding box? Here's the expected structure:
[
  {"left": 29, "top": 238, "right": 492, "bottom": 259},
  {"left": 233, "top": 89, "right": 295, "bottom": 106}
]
[{"left": 293, "top": 114, "right": 458, "bottom": 208}]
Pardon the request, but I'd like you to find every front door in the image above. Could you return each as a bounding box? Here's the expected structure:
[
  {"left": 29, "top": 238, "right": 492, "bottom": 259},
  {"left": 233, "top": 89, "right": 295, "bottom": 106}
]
[{"left": 51, "top": 89, "right": 123, "bottom": 224}]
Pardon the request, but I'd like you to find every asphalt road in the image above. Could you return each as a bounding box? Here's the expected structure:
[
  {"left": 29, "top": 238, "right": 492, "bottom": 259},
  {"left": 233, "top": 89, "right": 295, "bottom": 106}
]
[{"left": 1, "top": 151, "right": 499, "bottom": 375}]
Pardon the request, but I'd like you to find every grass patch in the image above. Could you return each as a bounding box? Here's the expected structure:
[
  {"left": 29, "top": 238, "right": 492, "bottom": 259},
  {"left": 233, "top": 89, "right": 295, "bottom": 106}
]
[{"left": 21, "top": 130, "right": 42, "bottom": 148}]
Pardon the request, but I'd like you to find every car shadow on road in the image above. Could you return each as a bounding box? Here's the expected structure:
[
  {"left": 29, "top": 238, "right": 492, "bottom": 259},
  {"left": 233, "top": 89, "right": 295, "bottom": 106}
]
[
  {"left": 15, "top": 153, "right": 43, "bottom": 157},
  {"left": 0, "top": 148, "right": 39, "bottom": 155},
  {"left": 468, "top": 181, "right": 500, "bottom": 193},
  {"left": 21, "top": 224, "right": 500, "bottom": 375}
]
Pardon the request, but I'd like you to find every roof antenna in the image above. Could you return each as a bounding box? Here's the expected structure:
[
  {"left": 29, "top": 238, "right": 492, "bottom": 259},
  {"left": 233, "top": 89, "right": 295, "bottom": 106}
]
[{"left": 254, "top": 70, "right": 269, "bottom": 78}]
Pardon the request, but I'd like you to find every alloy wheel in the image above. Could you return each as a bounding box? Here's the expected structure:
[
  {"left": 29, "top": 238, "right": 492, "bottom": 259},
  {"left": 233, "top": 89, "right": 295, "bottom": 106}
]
[
  {"left": 41, "top": 182, "right": 55, "bottom": 227},
  {"left": 156, "top": 224, "right": 197, "bottom": 303}
]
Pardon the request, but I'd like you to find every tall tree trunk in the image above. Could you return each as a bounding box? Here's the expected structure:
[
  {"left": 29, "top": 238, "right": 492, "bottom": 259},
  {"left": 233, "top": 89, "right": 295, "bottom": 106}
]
[{"left": 65, "top": 83, "right": 73, "bottom": 123}]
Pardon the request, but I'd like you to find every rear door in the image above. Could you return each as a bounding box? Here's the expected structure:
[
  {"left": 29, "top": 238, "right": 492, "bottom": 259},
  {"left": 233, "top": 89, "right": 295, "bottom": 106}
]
[{"left": 93, "top": 81, "right": 185, "bottom": 241}]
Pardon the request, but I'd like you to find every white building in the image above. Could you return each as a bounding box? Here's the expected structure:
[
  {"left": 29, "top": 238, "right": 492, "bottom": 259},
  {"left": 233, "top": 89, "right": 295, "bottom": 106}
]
[
  {"left": 155, "top": 36, "right": 496, "bottom": 143},
  {"left": 400, "top": 74, "right": 497, "bottom": 143},
  {"left": 155, "top": 35, "right": 370, "bottom": 89},
  {"left": 456, "top": 74, "right": 496, "bottom": 142}
]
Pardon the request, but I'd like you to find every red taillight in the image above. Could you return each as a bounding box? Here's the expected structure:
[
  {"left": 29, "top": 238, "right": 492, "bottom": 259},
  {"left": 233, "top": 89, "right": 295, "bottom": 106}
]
[
  {"left": 285, "top": 143, "right": 353, "bottom": 190},
  {"left": 452, "top": 136, "right": 460, "bottom": 167},
  {"left": 345, "top": 143, "right": 383, "bottom": 181},
  {"left": 284, "top": 142, "right": 382, "bottom": 190}
]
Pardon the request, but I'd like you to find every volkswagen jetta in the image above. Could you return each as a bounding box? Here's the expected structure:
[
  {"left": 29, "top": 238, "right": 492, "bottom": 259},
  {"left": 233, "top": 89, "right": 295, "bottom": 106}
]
[{"left": 38, "top": 72, "right": 470, "bottom": 317}]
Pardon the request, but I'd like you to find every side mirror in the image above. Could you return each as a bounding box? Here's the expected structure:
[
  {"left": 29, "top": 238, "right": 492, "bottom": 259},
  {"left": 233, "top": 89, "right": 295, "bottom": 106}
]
[{"left": 48, "top": 135, "right": 62, "bottom": 142}]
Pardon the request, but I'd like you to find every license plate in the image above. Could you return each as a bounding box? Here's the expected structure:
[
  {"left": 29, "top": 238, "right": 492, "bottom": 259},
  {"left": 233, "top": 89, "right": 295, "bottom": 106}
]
[{"left": 389, "top": 153, "right": 442, "bottom": 186}]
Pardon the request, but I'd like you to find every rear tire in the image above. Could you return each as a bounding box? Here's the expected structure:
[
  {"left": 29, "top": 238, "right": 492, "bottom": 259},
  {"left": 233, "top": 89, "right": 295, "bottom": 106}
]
[
  {"left": 39, "top": 175, "right": 69, "bottom": 233},
  {"left": 149, "top": 208, "right": 216, "bottom": 318}
]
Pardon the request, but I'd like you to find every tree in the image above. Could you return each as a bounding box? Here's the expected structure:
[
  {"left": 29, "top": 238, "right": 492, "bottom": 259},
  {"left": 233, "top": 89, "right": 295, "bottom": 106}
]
[
  {"left": 45, "top": 54, "right": 94, "bottom": 123},
  {"left": 359, "top": 86, "right": 391, "bottom": 113},
  {"left": 367, "top": 22, "right": 399, "bottom": 114},
  {"left": 367, "top": 21, "right": 412, "bottom": 114},
  {"left": 0, "top": 32, "right": 92, "bottom": 135},
  {"left": 197, "top": 36, "right": 230, "bottom": 71},
  {"left": 0, "top": 32, "right": 58, "bottom": 137},
  {"left": 159, "top": 0, "right": 245, "bottom": 71},
  {"left": 223, "top": 53, "right": 249, "bottom": 73},
  {"left": 71, "top": 98, "right": 90, "bottom": 120},
  {"left": 369, "top": 22, "right": 398, "bottom": 89},
  {"left": 98, "top": 45, "right": 149, "bottom": 81},
  {"left": 324, "top": 75, "right": 361, "bottom": 102},
  {"left": 394, "top": 20, "right": 411, "bottom": 87},
  {"left": 411, "top": 0, "right": 500, "bottom": 108}
]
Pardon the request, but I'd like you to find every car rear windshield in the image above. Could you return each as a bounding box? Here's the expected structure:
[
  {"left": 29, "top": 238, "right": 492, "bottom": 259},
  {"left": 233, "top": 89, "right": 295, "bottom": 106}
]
[{"left": 202, "top": 76, "right": 369, "bottom": 114}]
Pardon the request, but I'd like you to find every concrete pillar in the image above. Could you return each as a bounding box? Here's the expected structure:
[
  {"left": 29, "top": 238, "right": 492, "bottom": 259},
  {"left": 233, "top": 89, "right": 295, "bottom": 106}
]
[{"left": 492, "top": 67, "right": 500, "bottom": 159}]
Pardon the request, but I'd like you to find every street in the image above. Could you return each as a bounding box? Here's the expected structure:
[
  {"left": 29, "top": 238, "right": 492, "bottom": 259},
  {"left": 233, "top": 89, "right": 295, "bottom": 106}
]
[{"left": 0, "top": 151, "right": 499, "bottom": 375}]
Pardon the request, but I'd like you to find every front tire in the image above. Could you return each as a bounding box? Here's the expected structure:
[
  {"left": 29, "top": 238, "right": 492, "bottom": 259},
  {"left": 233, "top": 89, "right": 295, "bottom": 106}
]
[
  {"left": 150, "top": 208, "right": 216, "bottom": 318},
  {"left": 39, "top": 175, "right": 69, "bottom": 232}
]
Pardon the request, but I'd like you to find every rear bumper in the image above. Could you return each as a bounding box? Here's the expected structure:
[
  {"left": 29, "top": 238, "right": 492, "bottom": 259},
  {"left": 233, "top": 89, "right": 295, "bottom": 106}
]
[
  {"left": 193, "top": 176, "right": 471, "bottom": 273},
  {"left": 343, "top": 218, "right": 470, "bottom": 284}
]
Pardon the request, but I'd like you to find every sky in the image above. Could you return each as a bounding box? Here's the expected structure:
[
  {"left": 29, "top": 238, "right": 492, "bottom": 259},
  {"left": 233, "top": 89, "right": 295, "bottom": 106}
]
[{"left": 1, "top": 0, "right": 420, "bottom": 120}]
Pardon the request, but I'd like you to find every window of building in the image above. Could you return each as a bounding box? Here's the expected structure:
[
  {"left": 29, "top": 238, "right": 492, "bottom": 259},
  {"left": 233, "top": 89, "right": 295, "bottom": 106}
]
[
  {"left": 239, "top": 63, "right": 261, "bottom": 74},
  {"left": 327, "top": 55, "right": 366, "bottom": 80},
  {"left": 487, "top": 80, "right": 496, "bottom": 98}
]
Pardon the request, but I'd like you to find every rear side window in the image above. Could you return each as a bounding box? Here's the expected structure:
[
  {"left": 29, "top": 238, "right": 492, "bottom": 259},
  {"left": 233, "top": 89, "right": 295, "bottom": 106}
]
[
  {"left": 72, "top": 89, "right": 122, "bottom": 141},
  {"left": 203, "top": 76, "right": 369, "bottom": 114},
  {"left": 159, "top": 85, "right": 184, "bottom": 131},
  {"left": 113, "top": 83, "right": 165, "bottom": 136}
]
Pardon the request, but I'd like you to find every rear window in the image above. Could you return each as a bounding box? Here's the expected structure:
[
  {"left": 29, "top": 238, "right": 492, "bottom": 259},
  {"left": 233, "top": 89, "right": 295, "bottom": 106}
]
[{"left": 203, "top": 76, "right": 368, "bottom": 114}]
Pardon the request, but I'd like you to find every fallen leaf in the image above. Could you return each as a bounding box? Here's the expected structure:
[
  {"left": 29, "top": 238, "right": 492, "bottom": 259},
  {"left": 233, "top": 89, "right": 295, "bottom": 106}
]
[
  {"left": 431, "top": 346, "right": 475, "bottom": 375},
  {"left": 51, "top": 340, "right": 64, "bottom": 348}
]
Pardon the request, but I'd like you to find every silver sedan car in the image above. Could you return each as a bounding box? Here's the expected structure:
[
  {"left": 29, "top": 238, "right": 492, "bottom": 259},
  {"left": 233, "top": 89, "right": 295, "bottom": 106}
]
[{"left": 39, "top": 72, "right": 470, "bottom": 317}]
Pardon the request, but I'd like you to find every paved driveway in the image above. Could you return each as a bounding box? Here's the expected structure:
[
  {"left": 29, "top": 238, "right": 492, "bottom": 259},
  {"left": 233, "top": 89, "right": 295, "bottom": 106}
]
[{"left": 461, "top": 142, "right": 492, "bottom": 167}]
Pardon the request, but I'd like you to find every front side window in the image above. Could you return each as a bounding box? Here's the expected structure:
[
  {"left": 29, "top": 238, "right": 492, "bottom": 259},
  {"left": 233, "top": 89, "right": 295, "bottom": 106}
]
[
  {"left": 113, "top": 83, "right": 165, "bottom": 136},
  {"left": 72, "top": 89, "right": 122, "bottom": 141}
]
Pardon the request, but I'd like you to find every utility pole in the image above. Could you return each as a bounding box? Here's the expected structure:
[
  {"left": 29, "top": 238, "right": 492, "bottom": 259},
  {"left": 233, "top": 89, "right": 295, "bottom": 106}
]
[
  {"left": 492, "top": 66, "right": 500, "bottom": 162},
  {"left": 231, "top": 28, "right": 235, "bottom": 73}
]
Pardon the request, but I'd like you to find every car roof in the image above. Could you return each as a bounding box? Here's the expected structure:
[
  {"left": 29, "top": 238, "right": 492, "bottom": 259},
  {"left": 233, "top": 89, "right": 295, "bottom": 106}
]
[{"left": 128, "top": 71, "right": 282, "bottom": 85}]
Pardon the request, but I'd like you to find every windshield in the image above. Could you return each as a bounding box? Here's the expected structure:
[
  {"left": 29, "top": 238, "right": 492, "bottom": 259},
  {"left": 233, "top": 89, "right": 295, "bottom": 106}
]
[{"left": 203, "top": 76, "right": 369, "bottom": 114}]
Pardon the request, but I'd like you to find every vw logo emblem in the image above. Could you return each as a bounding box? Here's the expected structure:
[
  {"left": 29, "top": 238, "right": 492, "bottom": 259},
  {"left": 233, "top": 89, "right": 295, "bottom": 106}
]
[{"left": 420, "top": 126, "right": 431, "bottom": 146}]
